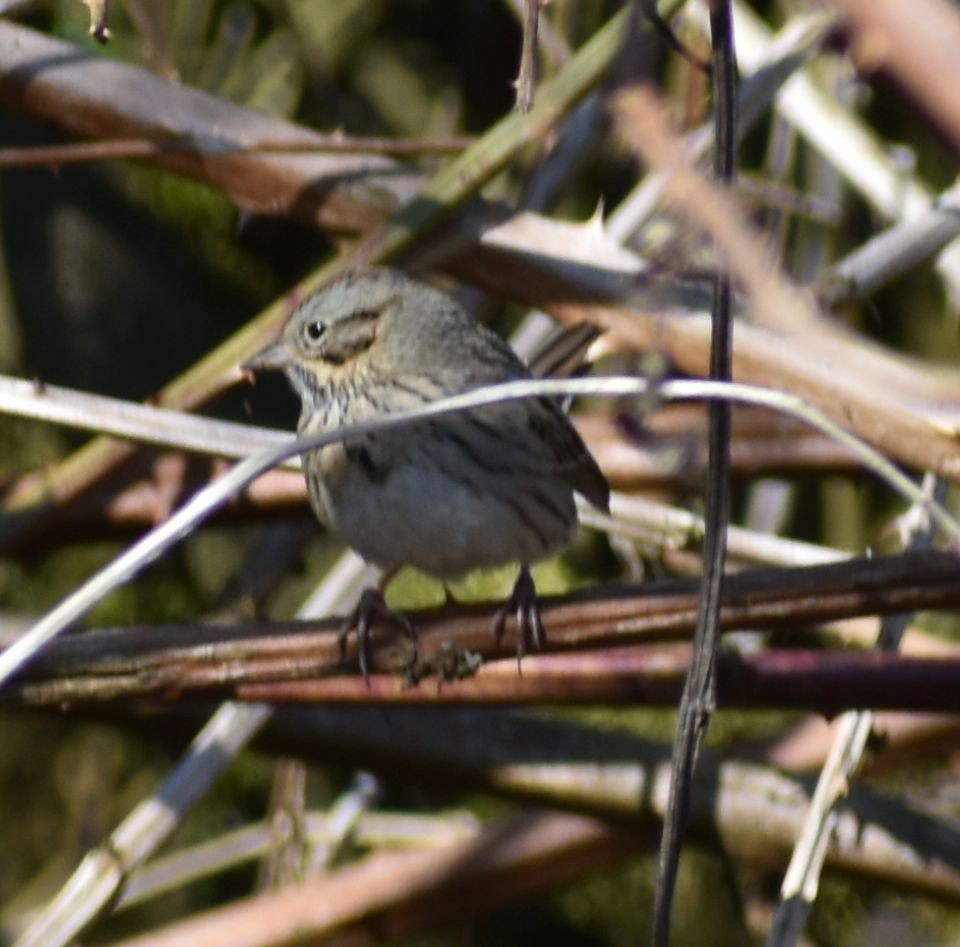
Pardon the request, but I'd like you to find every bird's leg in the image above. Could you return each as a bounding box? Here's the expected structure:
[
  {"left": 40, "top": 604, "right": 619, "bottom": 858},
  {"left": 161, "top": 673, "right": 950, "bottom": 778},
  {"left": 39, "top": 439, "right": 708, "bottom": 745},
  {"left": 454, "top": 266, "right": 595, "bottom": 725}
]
[
  {"left": 338, "top": 569, "right": 416, "bottom": 681},
  {"left": 492, "top": 565, "right": 545, "bottom": 673},
  {"left": 441, "top": 583, "right": 461, "bottom": 607}
]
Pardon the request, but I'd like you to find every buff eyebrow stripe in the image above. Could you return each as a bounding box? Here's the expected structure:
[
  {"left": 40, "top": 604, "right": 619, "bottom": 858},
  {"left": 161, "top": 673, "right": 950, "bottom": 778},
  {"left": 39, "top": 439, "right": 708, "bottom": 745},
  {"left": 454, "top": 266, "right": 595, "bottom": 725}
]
[{"left": 339, "top": 308, "right": 382, "bottom": 328}]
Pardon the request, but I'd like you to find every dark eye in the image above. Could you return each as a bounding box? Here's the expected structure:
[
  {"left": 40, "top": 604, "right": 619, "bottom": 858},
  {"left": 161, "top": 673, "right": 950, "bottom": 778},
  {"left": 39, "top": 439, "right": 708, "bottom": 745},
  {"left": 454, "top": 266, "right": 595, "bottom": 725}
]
[{"left": 304, "top": 320, "right": 325, "bottom": 342}]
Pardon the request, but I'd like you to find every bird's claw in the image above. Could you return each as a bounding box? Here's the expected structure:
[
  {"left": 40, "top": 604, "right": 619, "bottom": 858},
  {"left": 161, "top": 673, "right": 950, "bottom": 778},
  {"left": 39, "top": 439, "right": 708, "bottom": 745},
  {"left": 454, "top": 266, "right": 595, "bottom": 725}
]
[
  {"left": 492, "top": 567, "right": 545, "bottom": 674},
  {"left": 338, "top": 588, "right": 417, "bottom": 681}
]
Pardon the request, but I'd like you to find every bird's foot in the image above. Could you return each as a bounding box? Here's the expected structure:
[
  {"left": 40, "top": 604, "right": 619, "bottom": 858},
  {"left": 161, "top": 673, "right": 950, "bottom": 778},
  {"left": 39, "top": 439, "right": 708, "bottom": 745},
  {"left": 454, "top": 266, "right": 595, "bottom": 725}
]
[
  {"left": 339, "top": 587, "right": 417, "bottom": 682},
  {"left": 492, "top": 566, "right": 545, "bottom": 674}
]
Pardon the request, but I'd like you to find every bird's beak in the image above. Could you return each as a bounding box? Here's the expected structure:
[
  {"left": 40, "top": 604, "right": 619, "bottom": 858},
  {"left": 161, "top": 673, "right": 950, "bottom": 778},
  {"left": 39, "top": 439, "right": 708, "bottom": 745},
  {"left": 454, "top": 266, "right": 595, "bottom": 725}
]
[{"left": 243, "top": 340, "right": 291, "bottom": 373}]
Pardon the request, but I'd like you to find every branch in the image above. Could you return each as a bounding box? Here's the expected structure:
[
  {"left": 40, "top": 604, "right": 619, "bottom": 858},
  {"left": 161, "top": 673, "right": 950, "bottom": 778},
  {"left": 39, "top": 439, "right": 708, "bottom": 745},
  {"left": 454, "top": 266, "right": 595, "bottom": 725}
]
[
  {"left": 765, "top": 476, "right": 947, "bottom": 946},
  {"left": 8, "top": 550, "right": 960, "bottom": 706},
  {"left": 832, "top": 0, "right": 960, "bottom": 156},
  {"left": 104, "top": 811, "right": 642, "bottom": 947}
]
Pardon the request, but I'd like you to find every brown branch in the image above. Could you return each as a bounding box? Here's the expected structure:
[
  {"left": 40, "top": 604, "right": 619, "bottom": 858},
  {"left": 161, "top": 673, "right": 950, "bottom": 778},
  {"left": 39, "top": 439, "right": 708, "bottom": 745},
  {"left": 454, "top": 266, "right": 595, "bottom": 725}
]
[
  {"left": 225, "top": 647, "right": 960, "bottom": 713},
  {"left": 0, "top": 22, "right": 418, "bottom": 235},
  {"left": 8, "top": 551, "right": 960, "bottom": 707},
  {"left": 833, "top": 0, "right": 960, "bottom": 157},
  {"left": 0, "top": 134, "right": 474, "bottom": 168},
  {"left": 107, "top": 811, "right": 644, "bottom": 947},
  {"left": 89, "top": 705, "right": 960, "bottom": 906},
  {"left": 604, "top": 85, "right": 960, "bottom": 480}
]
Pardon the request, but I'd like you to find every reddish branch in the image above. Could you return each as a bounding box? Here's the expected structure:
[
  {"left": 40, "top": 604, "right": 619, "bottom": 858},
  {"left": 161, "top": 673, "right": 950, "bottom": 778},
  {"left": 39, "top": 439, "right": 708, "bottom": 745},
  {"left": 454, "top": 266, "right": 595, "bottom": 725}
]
[{"left": 8, "top": 551, "right": 960, "bottom": 709}]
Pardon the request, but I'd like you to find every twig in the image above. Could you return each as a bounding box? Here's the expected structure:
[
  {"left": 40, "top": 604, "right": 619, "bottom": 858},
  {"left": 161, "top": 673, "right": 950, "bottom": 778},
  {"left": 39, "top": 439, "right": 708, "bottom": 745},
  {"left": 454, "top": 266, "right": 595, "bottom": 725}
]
[
  {"left": 114, "top": 811, "right": 479, "bottom": 912},
  {"left": 12, "top": 702, "right": 272, "bottom": 947},
  {"left": 304, "top": 772, "right": 381, "bottom": 874},
  {"left": 0, "top": 374, "right": 295, "bottom": 465},
  {"left": 257, "top": 759, "right": 307, "bottom": 890},
  {"left": 583, "top": 491, "right": 850, "bottom": 568},
  {"left": 646, "top": 4, "right": 737, "bottom": 939},
  {"left": 0, "top": 374, "right": 861, "bottom": 554},
  {"left": 732, "top": 0, "right": 960, "bottom": 304},
  {"left": 106, "top": 811, "right": 644, "bottom": 947},
  {"left": 514, "top": 0, "right": 541, "bottom": 112},
  {"left": 765, "top": 476, "right": 947, "bottom": 947},
  {"left": 200, "top": 648, "right": 960, "bottom": 712},
  {"left": 15, "top": 639, "right": 960, "bottom": 713},
  {"left": 504, "top": 0, "right": 570, "bottom": 68},
  {"left": 638, "top": 0, "right": 711, "bottom": 72},
  {"left": 816, "top": 186, "right": 960, "bottom": 306},
  {"left": 0, "top": 134, "right": 475, "bottom": 167},
  {"left": 607, "top": 9, "right": 834, "bottom": 241},
  {"left": 599, "top": 89, "right": 960, "bottom": 478}
]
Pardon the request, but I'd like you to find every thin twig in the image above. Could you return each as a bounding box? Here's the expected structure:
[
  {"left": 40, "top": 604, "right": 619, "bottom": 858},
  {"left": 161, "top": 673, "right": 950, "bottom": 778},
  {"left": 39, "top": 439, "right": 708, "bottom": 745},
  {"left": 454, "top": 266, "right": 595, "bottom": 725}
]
[
  {"left": 12, "top": 702, "right": 272, "bottom": 947},
  {"left": 304, "top": 773, "right": 381, "bottom": 873},
  {"left": 765, "top": 475, "right": 947, "bottom": 947},
  {"left": 0, "top": 374, "right": 861, "bottom": 556},
  {"left": 106, "top": 811, "right": 644, "bottom": 947},
  {"left": 514, "top": 0, "right": 541, "bottom": 112},
  {"left": 0, "top": 375, "right": 295, "bottom": 465},
  {"left": 653, "top": 4, "right": 737, "bottom": 941},
  {"left": 638, "top": 0, "right": 711, "bottom": 72},
  {"left": 816, "top": 186, "right": 960, "bottom": 306},
  {"left": 733, "top": 0, "right": 960, "bottom": 304},
  {"left": 114, "top": 811, "right": 479, "bottom": 913},
  {"left": 0, "top": 134, "right": 475, "bottom": 168},
  {"left": 607, "top": 9, "right": 834, "bottom": 241}
]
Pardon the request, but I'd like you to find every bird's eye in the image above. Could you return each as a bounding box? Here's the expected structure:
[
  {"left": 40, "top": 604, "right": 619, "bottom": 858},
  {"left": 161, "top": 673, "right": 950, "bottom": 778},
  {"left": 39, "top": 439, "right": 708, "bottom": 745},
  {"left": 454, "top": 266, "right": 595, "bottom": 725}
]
[{"left": 304, "top": 320, "right": 325, "bottom": 343}]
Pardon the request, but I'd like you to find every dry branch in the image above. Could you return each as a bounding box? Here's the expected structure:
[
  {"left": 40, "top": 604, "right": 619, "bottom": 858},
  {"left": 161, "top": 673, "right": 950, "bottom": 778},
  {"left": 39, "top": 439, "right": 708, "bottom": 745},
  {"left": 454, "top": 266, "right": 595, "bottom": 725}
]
[
  {"left": 123, "top": 705, "right": 960, "bottom": 904},
  {"left": 8, "top": 550, "right": 959, "bottom": 708},
  {"left": 834, "top": 0, "right": 960, "bottom": 155},
  {"left": 106, "top": 811, "right": 642, "bottom": 947},
  {"left": 0, "top": 23, "right": 417, "bottom": 232}
]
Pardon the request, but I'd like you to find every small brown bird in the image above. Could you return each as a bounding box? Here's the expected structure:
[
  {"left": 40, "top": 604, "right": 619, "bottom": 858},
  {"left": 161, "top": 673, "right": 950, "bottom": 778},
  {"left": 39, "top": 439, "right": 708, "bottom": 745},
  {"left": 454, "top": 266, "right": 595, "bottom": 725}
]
[{"left": 246, "top": 267, "right": 609, "bottom": 675}]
